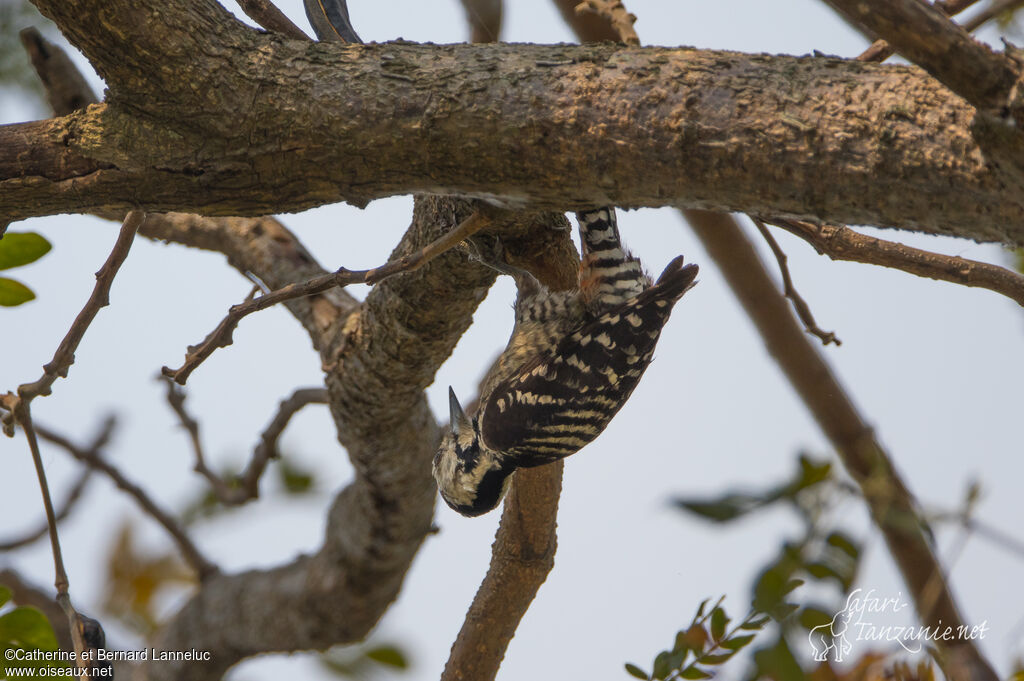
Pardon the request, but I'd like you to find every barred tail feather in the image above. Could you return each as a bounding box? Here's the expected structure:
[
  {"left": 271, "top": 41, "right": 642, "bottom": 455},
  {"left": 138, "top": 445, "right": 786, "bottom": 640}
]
[
  {"left": 650, "top": 257, "right": 699, "bottom": 303},
  {"left": 576, "top": 208, "right": 650, "bottom": 311}
]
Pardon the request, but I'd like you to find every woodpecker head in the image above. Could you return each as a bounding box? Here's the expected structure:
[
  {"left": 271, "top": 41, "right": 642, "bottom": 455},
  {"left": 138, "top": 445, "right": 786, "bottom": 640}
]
[{"left": 432, "top": 387, "right": 514, "bottom": 517}]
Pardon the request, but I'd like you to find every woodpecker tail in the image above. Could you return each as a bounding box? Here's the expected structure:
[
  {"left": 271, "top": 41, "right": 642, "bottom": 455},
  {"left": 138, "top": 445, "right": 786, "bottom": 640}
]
[
  {"left": 576, "top": 208, "right": 650, "bottom": 312},
  {"left": 651, "top": 256, "right": 699, "bottom": 303}
]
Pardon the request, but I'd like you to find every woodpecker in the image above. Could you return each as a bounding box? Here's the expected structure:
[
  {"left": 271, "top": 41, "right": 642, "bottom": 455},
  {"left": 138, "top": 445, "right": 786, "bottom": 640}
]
[{"left": 433, "top": 208, "right": 698, "bottom": 516}]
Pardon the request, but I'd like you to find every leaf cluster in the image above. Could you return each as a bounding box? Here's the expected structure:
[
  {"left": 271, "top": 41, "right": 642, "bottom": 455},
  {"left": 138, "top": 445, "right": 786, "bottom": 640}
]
[
  {"left": 0, "top": 231, "right": 51, "bottom": 307},
  {"left": 625, "top": 597, "right": 772, "bottom": 681}
]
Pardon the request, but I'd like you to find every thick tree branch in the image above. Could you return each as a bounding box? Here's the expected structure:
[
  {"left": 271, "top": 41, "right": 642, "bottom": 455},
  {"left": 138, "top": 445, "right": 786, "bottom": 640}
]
[
  {"left": 684, "top": 210, "right": 997, "bottom": 681},
  {"left": 6, "top": 0, "right": 1024, "bottom": 242},
  {"left": 441, "top": 464, "right": 563, "bottom": 681},
  {"left": 821, "top": 0, "right": 1023, "bottom": 120}
]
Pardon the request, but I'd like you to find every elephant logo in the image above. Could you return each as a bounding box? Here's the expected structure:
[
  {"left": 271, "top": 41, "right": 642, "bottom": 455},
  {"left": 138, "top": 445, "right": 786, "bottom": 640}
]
[{"left": 808, "top": 590, "right": 859, "bottom": 662}]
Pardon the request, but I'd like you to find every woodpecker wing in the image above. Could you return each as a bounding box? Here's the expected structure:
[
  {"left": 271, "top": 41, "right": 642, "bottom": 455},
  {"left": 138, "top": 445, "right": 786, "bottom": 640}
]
[{"left": 479, "top": 257, "right": 698, "bottom": 467}]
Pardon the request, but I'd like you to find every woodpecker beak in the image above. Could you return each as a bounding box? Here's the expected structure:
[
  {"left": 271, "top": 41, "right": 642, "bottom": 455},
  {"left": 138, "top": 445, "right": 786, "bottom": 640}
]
[{"left": 449, "top": 387, "right": 471, "bottom": 436}]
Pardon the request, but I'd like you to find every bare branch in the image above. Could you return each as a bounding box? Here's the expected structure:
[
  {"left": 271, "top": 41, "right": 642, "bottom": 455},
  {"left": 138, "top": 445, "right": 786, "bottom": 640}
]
[
  {"left": 855, "top": 0, "right": 981, "bottom": 62},
  {"left": 769, "top": 218, "right": 1024, "bottom": 308},
  {"left": 459, "top": 0, "right": 503, "bottom": 43},
  {"left": 573, "top": 0, "right": 638, "bottom": 45},
  {"left": 683, "top": 209, "right": 997, "bottom": 681},
  {"left": 236, "top": 0, "right": 310, "bottom": 40},
  {"left": 751, "top": 218, "right": 840, "bottom": 346},
  {"left": 4, "top": 211, "right": 144, "bottom": 423},
  {"left": 9, "top": 7, "right": 1024, "bottom": 243},
  {"left": 962, "top": 0, "right": 1024, "bottom": 31},
  {"left": 19, "top": 28, "right": 98, "bottom": 115},
  {"left": 161, "top": 209, "right": 493, "bottom": 385},
  {"left": 441, "top": 464, "right": 563, "bottom": 681}
]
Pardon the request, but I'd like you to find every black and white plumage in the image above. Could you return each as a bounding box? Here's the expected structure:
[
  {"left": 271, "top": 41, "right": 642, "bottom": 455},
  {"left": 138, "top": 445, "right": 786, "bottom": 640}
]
[{"left": 433, "top": 208, "right": 698, "bottom": 517}]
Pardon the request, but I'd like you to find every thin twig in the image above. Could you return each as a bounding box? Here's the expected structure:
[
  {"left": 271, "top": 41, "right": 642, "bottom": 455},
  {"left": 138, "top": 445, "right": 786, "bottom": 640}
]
[
  {"left": 162, "top": 209, "right": 492, "bottom": 385},
  {"left": 235, "top": 0, "right": 310, "bottom": 40},
  {"left": 752, "top": 218, "right": 840, "bottom": 346},
  {"left": 769, "top": 218, "right": 1024, "bottom": 308},
  {"left": 3, "top": 210, "right": 145, "bottom": 432},
  {"left": 961, "top": 0, "right": 1024, "bottom": 32},
  {"left": 242, "top": 387, "right": 328, "bottom": 498},
  {"left": 0, "top": 468, "right": 91, "bottom": 552},
  {"left": 0, "top": 418, "right": 114, "bottom": 552},
  {"left": 162, "top": 378, "right": 327, "bottom": 505},
  {"left": 32, "top": 422, "right": 218, "bottom": 579},
  {"left": 19, "top": 410, "right": 71, "bottom": 594},
  {"left": 160, "top": 377, "right": 236, "bottom": 501}
]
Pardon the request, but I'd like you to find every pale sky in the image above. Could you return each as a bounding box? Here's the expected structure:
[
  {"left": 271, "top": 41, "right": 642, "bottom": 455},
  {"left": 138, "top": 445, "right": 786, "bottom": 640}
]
[{"left": 2, "top": 2, "right": 1022, "bottom": 680}]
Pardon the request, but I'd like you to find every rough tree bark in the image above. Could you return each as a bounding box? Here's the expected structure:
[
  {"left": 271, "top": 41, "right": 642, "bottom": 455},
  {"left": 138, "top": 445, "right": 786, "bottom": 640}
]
[{"left": 3, "top": 0, "right": 1024, "bottom": 244}]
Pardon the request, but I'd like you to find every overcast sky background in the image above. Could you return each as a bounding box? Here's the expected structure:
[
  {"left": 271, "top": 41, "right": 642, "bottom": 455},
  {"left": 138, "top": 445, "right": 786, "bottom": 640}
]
[{"left": 2, "top": 1, "right": 1023, "bottom": 680}]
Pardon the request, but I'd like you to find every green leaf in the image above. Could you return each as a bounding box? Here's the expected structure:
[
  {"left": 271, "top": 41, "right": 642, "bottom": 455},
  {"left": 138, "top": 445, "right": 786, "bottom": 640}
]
[
  {"left": 781, "top": 579, "right": 803, "bottom": 595},
  {"left": 752, "top": 637, "right": 804, "bottom": 681},
  {"left": 700, "top": 652, "right": 736, "bottom": 665},
  {"left": 694, "top": 598, "right": 710, "bottom": 619},
  {"left": 673, "top": 630, "right": 690, "bottom": 655},
  {"left": 364, "top": 644, "right": 408, "bottom": 669},
  {"left": 277, "top": 460, "right": 315, "bottom": 494},
  {"left": 0, "top": 585, "right": 11, "bottom": 608},
  {"left": 721, "top": 634, "right": 756, "bottom": 651},
  {"left": 774, "top": 603, "right": 799, "bottom": 620},
  {"left": 0, "top": 232, "right": 51, "bottom": 270},
  {"left": 679, "top": 666, "right": 712, "bottom": 679},
  {"left": 673, "top": 494, "right": 762, "bottom": 523},
  {"left": 710, "top": 607, "right": 728, "bottom": 642},
  {"left": 825, "top": 532, "right": 859, "bottom": 559},
  {"left": 804, "top": 561, "right": 843, "bottom": 583},
  {"left": 652, "top": 651, "right": 671, "bottom": 680},
  {"left": 739, "top": 616, "right": 770, "bottom": 631},
  {"left": 0, "top": 277, "right": 35, "bottom": 306},
  {"left": 625, "top": 663, "right": 649, "bottom": 680},
  {"left": 799, "top": 607, "right": 834, "bottom": 631},
  {"left": 785, "top": 455, "right": 832, "bottom": 496},
  {"left": 0, "top": 607, "right": 59, "bottom": 651}
]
